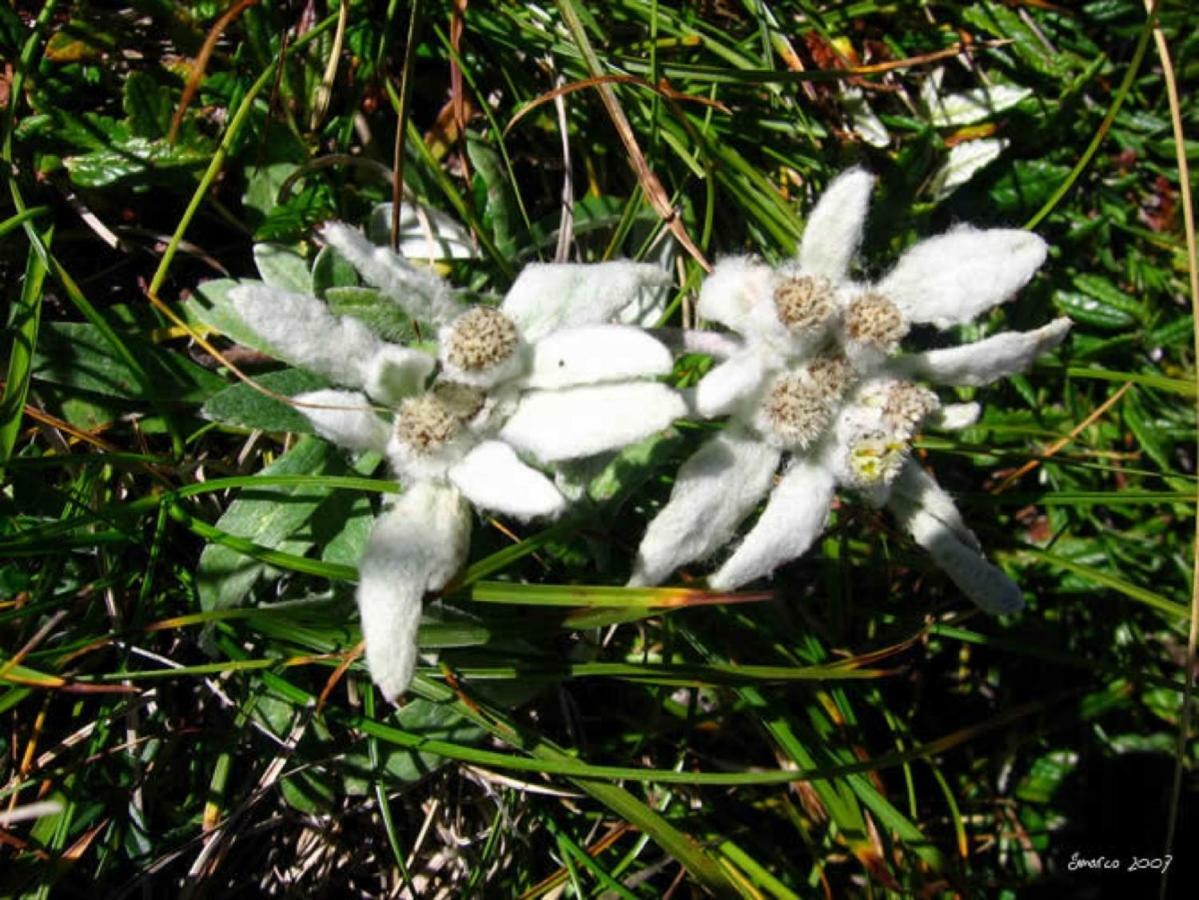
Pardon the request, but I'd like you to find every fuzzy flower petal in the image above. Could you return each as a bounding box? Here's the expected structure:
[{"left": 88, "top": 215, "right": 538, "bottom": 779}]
[
  {"left": 887, "top": 318, "right": 1071, "bottom": 386},
  {"left": 629, "top": 428, "right": 781, "bottom": 586},
  {"left": 523, "top": 325, "right": 674, "bottom": 390},
  {"left": 501, "top": 262, "right": 672, "bottom": 343},
  {"left": 696, "top": 256, "right": 774, "bottom": 334},
  {"left": 231, "top": 284, "right": 382, "bottom": 389},
  {"left": 930, "top": 402, "right": 981, "bottom": 431},
  {"left": 899, "top": 508, "right": 1023, "bottom": 615},
  {"left": 449, "top": 440, "right": 567, "bottom": 520},
  {"left": 878, "top": 227, "right": 1047, "bottom": 329},
  {"left": 887, "top": 460, "right": 1022, "bottom": 614},
  {"left": 708, "top": 458, "right": 835, "bottom": 591},
  {"left": 319, "top": 222, "right": 463, "bottom": 326},
  {"left": 293, "top": 389, "right": 390, "bottom": 453},
  {"left": 889, "top": 460, "right": 981, "bottom": 552},
  {"left": 500, "top": 382, "right": 686, "bottom": 463},
  {"left": 797, "top": 168, "right": 874, "bottom": 280},
  {"left": 695, "top": 349, "right": 768, "bottom": 418},
  {"left": 357, "top": 482, "right": 471, "bottom": 701}
]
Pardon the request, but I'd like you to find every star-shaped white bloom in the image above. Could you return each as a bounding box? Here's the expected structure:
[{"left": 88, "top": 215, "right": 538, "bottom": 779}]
[
  {"left": 630, "top": 168, "right": 1071, "bottom": 615},
  {"left": 229, "top": 232, "right": 684, "bottom": 700}
]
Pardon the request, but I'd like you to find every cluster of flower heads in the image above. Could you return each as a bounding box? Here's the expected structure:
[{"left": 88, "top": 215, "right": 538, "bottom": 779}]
[{"left": 228, "top": 168, "right": 1069, "bottom": 701}]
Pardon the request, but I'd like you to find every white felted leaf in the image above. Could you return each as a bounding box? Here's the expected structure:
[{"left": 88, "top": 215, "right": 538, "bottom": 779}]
[
  {"left": 879, "top": 227, "right": 1047, "bottom": 329},
  {"left": 708, "top": 458, "right": 835, "bottom": 591},
  {"left": 500, "top": 382, "right": 686, "bottom": 463},
  {"left": 293, "top": 389, "right": 390, "bottom": 453},
  {"left": 449, "top": 440, "right": 566, "bottom": 520},
  {"left": 523, "top": 325, "right": 673, "bottom": 390},
  {"left": 695, "top": 349, "right": 767, "bottom": 418},
  {"left": 841, "top": 87, "right": 891, "bottom": 149},
  {"left": 888, "top": 459, "right": 980, "bottom": 552},
  {"left": 363, "top": 344, "right": 436, "bottom": 406},
  {"left": 231, "top": 284, "right": 380, "bottom": 389},
  {"left": 900, "top": 507, "right": 1023, "bottom": 615},
  {"left": 696, "top": 256, "right": 773, "bottom": 334},
  {"left": 887, "top": 318, "right": 1070, "bottom": 386},
  {"left": 319, "top": 222, "right": 462, "bottom": 326},
  {"left": 628, "top": 428, "right": 781, "bottom": 586},
  {"left": 798, "top": 167, "right": 875, "bottom": 280},
  {"left": 921, "top": 69, "right": 1032, "bottom": 127},
  {"left": 367, "top": 201, "right": 477, "bottom": 260},
  {"left": 929, "top": 139, "right": 1007, "bottom": 200},
  {"left": 357, "top": 482, "right": 471, "bottom": 701},
  {"left": 501, "top": 261, "right": 672, "bottom": 343},
  {"left": 930, "top": 402, "right": 981, "bottom": 431}
]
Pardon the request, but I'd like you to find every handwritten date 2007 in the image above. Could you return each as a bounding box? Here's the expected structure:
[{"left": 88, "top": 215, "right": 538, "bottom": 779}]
[{"left": 1068, "top": 853, "right": 1173, "bottom": 873}]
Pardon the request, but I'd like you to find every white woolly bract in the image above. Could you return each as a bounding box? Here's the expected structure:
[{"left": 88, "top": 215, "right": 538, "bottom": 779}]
[
  {"left": 887, "top": 460, "right": 1021, "bottom": 615},
  {"left": 930, "top": 402, "right": 982, "bottom": 431},
  {"left": 230, "top": 284, "right": 381, "bottom": 389},
  {"left": 499, "top": 381, "right": 686, "bottom": 463},
  {"left": 366, "top": 201, "right": 478, "bottom": 260},
  {"left": 448, "top": 440, "right": 567, "bottom": 520},
  {"left": 898, "top": 505, "right": 1023, "bottom": 615},
  {"left": 628, "top": 427, "right": 781, "bottom": 587},
  {"left": 363, "top": 345, "right": 436, "bottom": 406},
  {"left": 319, "top": 222, "right": 462, "bottom": 326},
  {"left": 878, "top": 227, "right": 1048, "bottom": 329},
  {"left": 889, "top": 459, "right": 981, "bottom": 553},
  {"left": 887, "top": 318, "right": 1071, "bottom": 386},
  {"left": 501, "top": 261, "right": 672, "bottom": 343},
  {"left": 522, "top": 325, "right": 674, "bottom": 390},
  {"left": 696, "top": 256, "right": 773, "bottom": 335},
  {"left": 797, "top": 168, "right": 874, "bottom": 281},
  {"left": 708, "top": 458, "right": 835, "bottom": 591},
  {"left": 695, "top": 349, "right": 768, "bottom": 418},
  {"left": 357, "top": 482, "right": 471, "bottom": 701},
  {"left": 292, "top": 389, "right": 390, "bottom": 453}
]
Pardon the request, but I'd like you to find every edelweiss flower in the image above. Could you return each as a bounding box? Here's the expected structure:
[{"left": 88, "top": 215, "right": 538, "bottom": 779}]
[
  {"left": 231, "top": 230, "right": 684, "bottom": 699},
  {"left": 630, "top": 169, "right": 1070, "bottom": 614}
]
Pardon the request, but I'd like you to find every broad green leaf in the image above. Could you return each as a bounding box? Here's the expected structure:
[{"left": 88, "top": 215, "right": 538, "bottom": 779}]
[
  {"left": 253, "top": 243, "right": 312, "bottom": 294},
  {"left": 201, "top": 368, "right": 330, "bottom": 433},
  {"left": 123, "top": 71, "right": 172, "bottom": 139},
  {"left": 1053, "top": 291, "right": 1136, "bottom": 330},
  {"left": 196, "top": 437, "right": 347, "bottom": 611},
  {"left": 339, "top": 699, "right": 486, "bottom": 793},
  {"left": 311, "top": 244, "right": 359, "bottom": 298},
  {"left": 30, "top": 322, "right": 226, "bottom": 402},
  {"left": 324, "top": 286, "right": 419, "bottom": 343},
  {"left": 63, "top": 136, "right": 212, "bottom": 187}
]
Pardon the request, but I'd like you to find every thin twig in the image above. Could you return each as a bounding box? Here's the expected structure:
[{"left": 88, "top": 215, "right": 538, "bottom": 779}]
[
  {"left": 1142, "top": 3, "right": 1199, "bottom": 897},
  {"left": 992, "top": 382, "right": 1133, "bottom": 493},
  {"left": 390, "top": 0, "right": 423, "bottom": 252}
]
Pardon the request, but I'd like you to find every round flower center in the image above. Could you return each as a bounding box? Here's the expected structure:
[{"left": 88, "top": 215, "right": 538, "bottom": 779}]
[
  {"left": 431, "top": 380, "right": 485, "bottom": 421},
  {"left": 760, "top": 373, "right": 835, "bottom": 449},
  {"left": 806, "top": 353, "right": 852, "bottom": 402},
  {"left": 773, "top": 275, "right": 835, "bottom": 333},
  {"left": 846, "top": 432, "right": 908, "bottom": 488},
  {"left": 445, "top": 308, "right": 519, "bottom": 372},
  {"left": 395, "top": 394, "right": 459, "bottom": 453},
  {"left": 844, "top": 291, "right": 907, "bottom": 349},
  {"left": 881, "top": 381, "right": 938, "bottom": 435}
]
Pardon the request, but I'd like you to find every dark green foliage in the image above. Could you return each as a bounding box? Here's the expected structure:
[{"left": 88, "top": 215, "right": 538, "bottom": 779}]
[{"left": 1, "top": 1, "right": 1197, "bottom": 897}]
